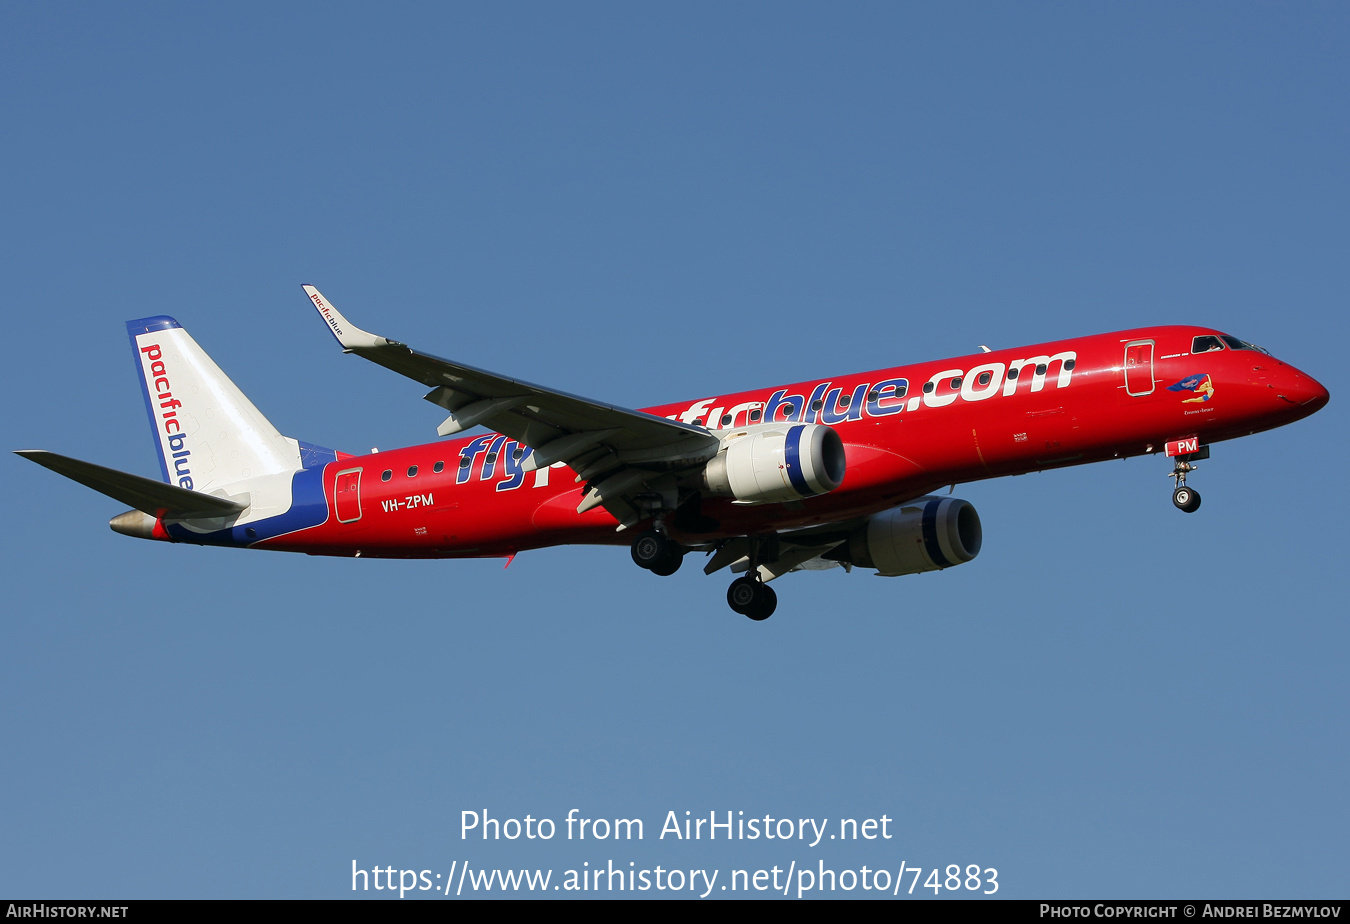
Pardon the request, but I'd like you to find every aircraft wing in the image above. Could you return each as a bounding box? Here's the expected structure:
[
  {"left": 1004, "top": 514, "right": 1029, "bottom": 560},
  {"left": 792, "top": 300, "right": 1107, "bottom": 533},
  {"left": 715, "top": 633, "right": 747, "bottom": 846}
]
[{"left": 303, "top": 286, "right": 721, "bottom": 527}]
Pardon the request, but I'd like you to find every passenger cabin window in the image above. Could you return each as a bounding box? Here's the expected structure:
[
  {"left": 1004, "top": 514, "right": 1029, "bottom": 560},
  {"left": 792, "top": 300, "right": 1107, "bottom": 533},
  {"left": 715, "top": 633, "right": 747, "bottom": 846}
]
[
  {"left": 407, "top": 465, "right": 418, "bottom": 477},
  {"left": 381, "top": 470, "right": 392, "bottom": 482},
  {"left": 1192, "top": 335, "right": 1225, "bottom": 354},
  {"left": 433, "top": 461, "right": 444, "bottom": 473}
]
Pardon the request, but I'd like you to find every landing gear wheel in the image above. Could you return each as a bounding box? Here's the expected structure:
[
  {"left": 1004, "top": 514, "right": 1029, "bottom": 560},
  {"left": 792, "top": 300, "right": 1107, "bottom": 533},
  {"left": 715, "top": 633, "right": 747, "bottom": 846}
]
[
  {"left": 1168, "top": 453, "right": 1205, "bottom": 514},
  {"left": 631, "top": 529, "right": 683, "bottom": 575},
  {"left": 1172, "top": 485, "right": 1201, "bottom": 513},
  {"left": 727, "top": 576, "right": 777, "bottom": 621},
  {"left": 747, "top": 584, "right": 777, "bottom": 621},
  {"left": 649, "top": 549, "right": 683, "bottom": 576},
  {"left": 727, "top": 577, "right": 757, "bottom": 613},
  {"left": 631, "top": 530, "right": 670, "bottom": 569}
]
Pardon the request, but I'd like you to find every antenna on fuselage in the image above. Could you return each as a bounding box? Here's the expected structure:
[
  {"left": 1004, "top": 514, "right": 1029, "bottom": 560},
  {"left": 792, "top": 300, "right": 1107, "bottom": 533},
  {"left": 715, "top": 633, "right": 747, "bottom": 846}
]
[{"left": 978, "top": 345, "right": 991, "bottom": 353}]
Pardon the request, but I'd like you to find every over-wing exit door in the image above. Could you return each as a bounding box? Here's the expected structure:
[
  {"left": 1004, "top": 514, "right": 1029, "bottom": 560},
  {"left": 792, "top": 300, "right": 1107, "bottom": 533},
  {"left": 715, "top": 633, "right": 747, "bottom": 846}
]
[{"left": 335, "top": 468, "right": 363, "bottom": 523}]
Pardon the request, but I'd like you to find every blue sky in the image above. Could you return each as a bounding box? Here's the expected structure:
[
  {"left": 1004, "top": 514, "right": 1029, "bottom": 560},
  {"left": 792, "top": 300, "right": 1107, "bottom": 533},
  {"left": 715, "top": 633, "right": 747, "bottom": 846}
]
[{"left": 3, "top": 3, "right": 1346, "bottom": 899}]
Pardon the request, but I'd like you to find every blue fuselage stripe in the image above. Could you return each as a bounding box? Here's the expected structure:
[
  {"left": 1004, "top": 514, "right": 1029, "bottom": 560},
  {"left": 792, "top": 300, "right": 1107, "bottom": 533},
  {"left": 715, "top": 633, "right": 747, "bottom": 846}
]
[{"left": 163, "top": 466, "right": 330, "bottom": 547}]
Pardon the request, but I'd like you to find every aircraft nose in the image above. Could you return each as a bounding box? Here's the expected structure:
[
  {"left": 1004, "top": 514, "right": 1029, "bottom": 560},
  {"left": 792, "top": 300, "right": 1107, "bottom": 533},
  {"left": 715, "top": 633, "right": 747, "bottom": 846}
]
[
  {"left": 1281, "top": 367, "right": 1329, "bottom": 413},
  {"left": 1299, "top": 374, "right": 1330, "bottom": 412}
]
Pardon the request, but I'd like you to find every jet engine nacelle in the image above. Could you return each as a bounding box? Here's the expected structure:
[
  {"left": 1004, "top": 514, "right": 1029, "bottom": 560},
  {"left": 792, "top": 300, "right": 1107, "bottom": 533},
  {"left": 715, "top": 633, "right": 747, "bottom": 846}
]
[
  {"left": 702, "top": 423, "right": 846, "bottom": 504},
  {"left": 839, "top": 496, "right": 982, "bottom": 576}
]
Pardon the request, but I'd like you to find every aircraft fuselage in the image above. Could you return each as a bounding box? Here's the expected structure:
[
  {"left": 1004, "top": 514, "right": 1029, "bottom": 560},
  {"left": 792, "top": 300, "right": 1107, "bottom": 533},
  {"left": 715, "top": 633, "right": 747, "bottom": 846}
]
[{"left": 157, "top": 324, "right": 1324, "bottom": 558}]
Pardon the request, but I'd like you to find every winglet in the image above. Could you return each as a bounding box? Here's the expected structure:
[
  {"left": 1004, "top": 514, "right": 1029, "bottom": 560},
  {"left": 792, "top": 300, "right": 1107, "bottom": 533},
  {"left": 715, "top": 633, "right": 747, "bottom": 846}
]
[{"left": 302, "top": 286, "right": 390, "bottom": 351}]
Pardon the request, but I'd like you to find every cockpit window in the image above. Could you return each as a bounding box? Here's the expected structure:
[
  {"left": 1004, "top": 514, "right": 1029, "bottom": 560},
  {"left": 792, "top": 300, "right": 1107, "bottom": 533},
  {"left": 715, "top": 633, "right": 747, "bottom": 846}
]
[
  {"left": 1220, "top": 335, "right": 1269, "bottom": 354},
  {"left": 1192, "top": 335, "right": 1225, "bottom": 353}
]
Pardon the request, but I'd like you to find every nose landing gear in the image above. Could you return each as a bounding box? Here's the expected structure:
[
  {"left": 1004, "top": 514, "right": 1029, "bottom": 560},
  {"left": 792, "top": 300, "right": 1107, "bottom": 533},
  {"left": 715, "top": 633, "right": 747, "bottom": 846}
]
[
  {"left": 1168, "top": 450, "right": 1206, "bottom": 513},
  {"left": 1172, "top": 483, "right": 1201, "bottom": 513}
]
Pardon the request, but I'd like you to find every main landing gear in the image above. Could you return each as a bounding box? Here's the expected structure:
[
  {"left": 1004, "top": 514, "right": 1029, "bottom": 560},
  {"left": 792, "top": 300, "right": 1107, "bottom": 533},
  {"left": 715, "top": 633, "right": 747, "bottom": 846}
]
[
  {"left": 630, "top": 526, "right": 778, "bottom": 621},
  {"left": 630, "top": 528, "right": 684, "bottom": 576},
  {"left": 727, "top": 575, "right": 777, "bottom": 621},
  {"left": 1168, "top": 451, "right": 1205, "bottom": 514},
  {"left": 723, "top": 533, "right": 780, "bottom": 620}
]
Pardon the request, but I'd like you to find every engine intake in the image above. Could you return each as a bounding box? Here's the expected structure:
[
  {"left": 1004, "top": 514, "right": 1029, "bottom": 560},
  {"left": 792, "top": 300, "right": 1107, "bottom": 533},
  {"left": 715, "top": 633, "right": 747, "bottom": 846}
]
[
  {"left": 702, "top": 424, "right": 846, "bottom": 504},
  {"left": 833, "top": 496, "right": 982, "bottom": 576}
]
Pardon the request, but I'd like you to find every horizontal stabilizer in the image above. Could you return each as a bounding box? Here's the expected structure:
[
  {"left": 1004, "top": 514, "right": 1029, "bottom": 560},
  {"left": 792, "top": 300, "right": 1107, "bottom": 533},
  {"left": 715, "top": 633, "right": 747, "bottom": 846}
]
[{"left": 15, "top": 450, "right": 249, "bottom": 520}]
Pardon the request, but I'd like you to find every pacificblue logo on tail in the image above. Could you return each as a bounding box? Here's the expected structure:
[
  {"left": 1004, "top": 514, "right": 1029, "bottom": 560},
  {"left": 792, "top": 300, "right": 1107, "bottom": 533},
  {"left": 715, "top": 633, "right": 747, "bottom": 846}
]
[{"left": 136, "top": 339, "right": 195, "bottom": 489}]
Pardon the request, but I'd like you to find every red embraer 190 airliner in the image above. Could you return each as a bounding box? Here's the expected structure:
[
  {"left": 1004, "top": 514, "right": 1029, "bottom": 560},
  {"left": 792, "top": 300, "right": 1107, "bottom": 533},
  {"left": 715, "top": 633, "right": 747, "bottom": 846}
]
[{"left": 18, "top": 287, "right": 1329, "bottom": 619}]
